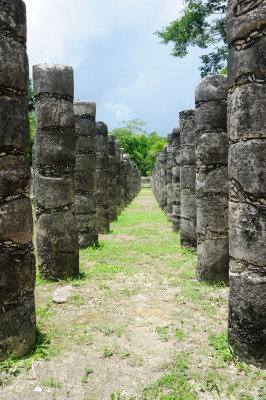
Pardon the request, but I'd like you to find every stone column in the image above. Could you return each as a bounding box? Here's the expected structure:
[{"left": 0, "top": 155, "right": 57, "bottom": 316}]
[
  {"left": 115, "top": 140, "right": 122, "bottom": 216},
  {"left": 33, "top": 64, "right": 79, "bottom": 280},
  {"left": 0, "top": 0, "right": 36, "bottom": 359},
  {"left": 123, "top": 154, "right": 131, "bottom": 207},
  {"left": 172, "top": 128, "right": 181, "bottom": 232},
  {"left": 179, "top": 110, "right": 197, "bottom": 250},
  {"left": 120, "top": 148, "right": 125, "bottom": 210},
  {"left": 107, "top": 134, "right": 117, "bottom": 222},
  {"left": 159, "top": 145, "right": 167, "bottom": 213},
  {"left": 96, "top": 122, "right": 110, "bottom": 233},
  {"left": 195, "top": 75, "right": 229, "bottom": 284},
  {"left": 166, "top": 133, "right": 173, "bottom": 221},
  {"left": 227, "top": 0, "right": 266, "bottom": 366},
  {"left": 74, "top": 101, "right": 98, "bottom": 248}
]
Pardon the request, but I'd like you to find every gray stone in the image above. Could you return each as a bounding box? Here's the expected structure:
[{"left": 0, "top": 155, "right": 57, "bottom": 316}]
[
  {"left": 227, "top": 0, "right": 266, "bottom": 367},
  {"left": 33, "top": 63, "right": 79, "bottom": 280},
  {"left": 179, "top": 110, "right": 197, "bottom": 250},
  {"left": 74, "top": 101, "right": 98, "bottom": 248},
  {"left": 0, "top": 0, "right": 35, "bottom": 361},
  {"left": 96, "top": 122, "right": 110, "bottom": 234},
  {"left": 53, "top": 286, "right": 73, "bottom": 304},
  {"left": 195, "top": 75, "right": 229, "bottom": 284}
]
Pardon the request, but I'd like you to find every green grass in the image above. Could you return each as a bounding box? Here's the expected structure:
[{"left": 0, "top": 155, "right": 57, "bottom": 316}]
[
  {"left": 141, "top": 351, "right": 197, "bottom": 400},
  {"left": 2, "top": 188, "right": 264, "bottom": 400},
  {"left": 0, "top": 326, "right": 55, "bottom": 387}
]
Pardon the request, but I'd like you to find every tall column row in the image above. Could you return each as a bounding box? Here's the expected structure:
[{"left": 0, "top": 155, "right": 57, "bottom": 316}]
[
  {"left": 172, "top": 128, "right": 181, "bottom": 232},
  {"left": 33, "top": 64, "right": 79, "bottom": 280},
  {"left": 195, "top": 75, "right": 229, "bottom": 283},
  {"left": 179, "top": 110, "right": 197, "bottom": 250},
  {"left": 227, "top": 0, "right": 266, "bottom": 366},
  {"left": 74, "top": 101, "right": 98, "bottom": 248},
  {"left": 0, "top": 0, "right": 36, "bottom": 359}
]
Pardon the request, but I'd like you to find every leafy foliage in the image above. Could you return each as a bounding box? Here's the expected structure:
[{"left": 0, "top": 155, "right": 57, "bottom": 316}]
[
  {"left": 110, "top": 119, "right": 166, "bottom": 176},
  {"left": 154, "top": 0, "right": 227, "bottom": 77},
  {"left": 27, "top": 79, "right": 34, "bottom": 113}
]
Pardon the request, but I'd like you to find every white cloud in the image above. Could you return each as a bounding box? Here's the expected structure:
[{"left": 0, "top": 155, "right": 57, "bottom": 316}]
[
  {"left": 23, "top": 0, "right": 202, "bottom": 136},
  {"left": 105, "top": 101, "right": 132, "bottom": 121}
]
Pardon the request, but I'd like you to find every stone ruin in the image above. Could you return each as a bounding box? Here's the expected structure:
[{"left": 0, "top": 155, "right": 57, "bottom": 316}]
[
  {"left": 151, "top": 0, "right": 265, "bottom": 367},
  {"left": 74, "top": 101, "right": 98, "bottom": 249},
  {"left": 108, "top": 134, "right": 118, "bottom": 223},
  {"left": 0, "top": 0, "right": 265, "bottom": 369},
  {"left": 0, "top": 0, "right": 36, "bottom": 359},
  {"left": 227, "top": 0, "right": 265, "bottom": 366},
  {"left": 171, "top": 128, "right": 181, "bottom": 232},
  {"left": 33, "top": 64, "right": 79, "bottom": 281},
  {"left": 95, "top": 122, "right": 110, "bottom": 234},
  {"left": 179, "top": 110, "right": 197, "bottom": 250},
  {"left": 195, "top": 75, "right": 229, "bottom": 284},
  {"left": 166, "top": 133, "right": 173, "bottom": 222},
  {"left": 0, "top": 0, "right": 141, "bottom": 358}
]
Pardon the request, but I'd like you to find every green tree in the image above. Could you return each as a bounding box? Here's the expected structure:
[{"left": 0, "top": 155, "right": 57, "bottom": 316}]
[
  {"left": 28, "top": 78, "right": 35, "bottom": 113},
  {"left": 154, "top": 0, "right": 227, "bottom": 77},
  {"left": 110, "top": 119, "right": 166, "bottom": 176}
]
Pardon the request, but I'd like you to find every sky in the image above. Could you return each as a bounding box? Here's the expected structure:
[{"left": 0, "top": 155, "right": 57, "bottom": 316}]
[{"left": 24, "top": 0, "right": 204, "bottom": 137}]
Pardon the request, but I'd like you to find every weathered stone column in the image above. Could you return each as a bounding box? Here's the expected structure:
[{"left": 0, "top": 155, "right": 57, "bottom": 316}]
[
  {"left": 74, "top": 101, "right": 98, "bottom": 248},
  {"left": 159, "top": 145, "right": 167, "bottom": 213},
  {"left": 227, "top": 0, "right": 266, "bottom": 366},
  {"left": 96, "top": 122, "right": 110, "bottom": 233},
  {"left": 115, "top": 140, "right": 122, "bottom": 216},
  {"left": 195, "top": 75, "right": 229, "bottom": 284},
  {"left": 107, "top": 134, "right": 117, "bottom": 222},
  {"left": 123, "top": 154, "right": 131, "bottom": 207},
  {"left": 33, "top": 64, "right": 79, "bottom": 280},
  {"left": 172, "top": 128, "right": 181, "bottom": 232},
  {"left": 166, "top": 133, "right": 173, "bottom": 221},
  {"left": 120, "top": 148, "right": 125, "bottom": 210},
  {"left": 179, "top": 110, "right": 197, "bottom": 250},
  {"left": 0, "top": 0, "right": 36, "bottom": 359}
]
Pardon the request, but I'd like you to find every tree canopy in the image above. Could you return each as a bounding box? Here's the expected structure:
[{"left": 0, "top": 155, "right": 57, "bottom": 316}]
[
  {"left": 110, "top": 119, "right": 167, "bottom": 177},
  {"left": 154, "top": 0, "right": 227, "bottom": 77}
]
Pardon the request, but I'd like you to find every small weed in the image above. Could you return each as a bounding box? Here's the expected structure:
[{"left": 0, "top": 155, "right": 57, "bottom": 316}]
[
  {"left": 95, "top": 324, "right": 115, "bottom": 336},
  {"left": 100, "top": 344, "right": 119, "bottom": 358},
  {"left": 67, "top": 293, "right": 85, "bottom": 307},
  {"left": 81, "top": 365, "right": 93, "bottom": 383},
  {"left": 110, "top": 392, "right": 127, "bottom": 400},
  {"left": 200, "top": 372, "right": 222, "bottom": 396},
  {"left": 36, "top": 300, "right": 56, "bottom": 320},
  {"left": 208, "top": 331, "right": 235, "bottom": 364},
  {"left": 128, "top": 352, "right": 143, "bottom": 367},
  {"left": 121, "top": 350, "right": 130, "bottom": 359},
  {"left": 77, "top": 325, "right": 94, "bottom": 345},
  {"left": 173, "top": 328, "right": 185, "bottom": 341},
  {"left": 42, "top": 377, "right": 62, "bottom": 389},
  {"left": 121, "top": 288, "right": 131, "bottom": 297},
  {"left": 156, "top": 326, "right": 169, "bottom": 342}
]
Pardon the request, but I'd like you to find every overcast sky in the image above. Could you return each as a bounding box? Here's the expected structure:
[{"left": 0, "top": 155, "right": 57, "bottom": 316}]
[{"left": 24, "top": 0, "right": 203, "bottom": 136}]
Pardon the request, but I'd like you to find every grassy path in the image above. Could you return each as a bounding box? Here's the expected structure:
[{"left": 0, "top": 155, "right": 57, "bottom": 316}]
[{"left": 0, "top": 189, "right": 264, "bottom": 399}]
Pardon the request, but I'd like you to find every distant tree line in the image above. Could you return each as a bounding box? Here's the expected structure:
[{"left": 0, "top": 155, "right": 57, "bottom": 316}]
[{"left": 110, "top": 119, "right": 167, "bottom": 176}]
